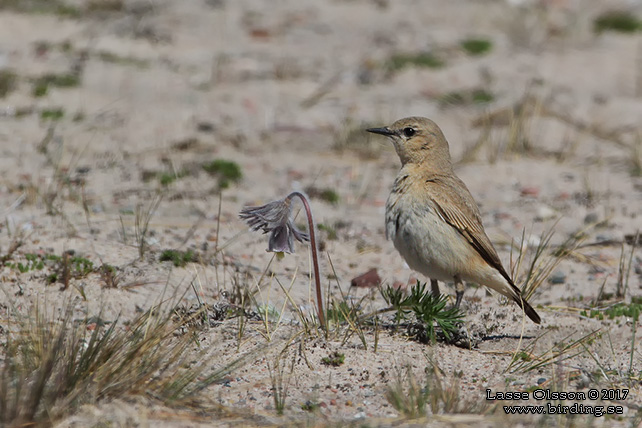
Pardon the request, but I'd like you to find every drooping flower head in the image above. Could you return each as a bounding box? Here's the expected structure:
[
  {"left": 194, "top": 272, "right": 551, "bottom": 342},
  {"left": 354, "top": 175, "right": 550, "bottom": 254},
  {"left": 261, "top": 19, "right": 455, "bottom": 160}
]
[{"left": 239, "top": 197, "right": 309, "bottom": 254}]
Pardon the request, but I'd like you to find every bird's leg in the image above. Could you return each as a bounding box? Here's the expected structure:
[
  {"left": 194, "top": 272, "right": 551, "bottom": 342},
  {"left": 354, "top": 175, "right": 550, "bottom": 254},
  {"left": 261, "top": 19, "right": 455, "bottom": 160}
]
[
  {"left": 430, "top": 279, "right": 440, "bottom": 298},
  {"left": 454, "top": 275, "right": 464, "bottom": 308}
]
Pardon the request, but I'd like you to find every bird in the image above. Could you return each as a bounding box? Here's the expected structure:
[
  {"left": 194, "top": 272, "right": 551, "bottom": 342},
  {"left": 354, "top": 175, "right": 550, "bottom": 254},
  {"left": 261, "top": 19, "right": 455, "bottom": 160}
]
[{"left": 366, "top": 117, "right": 541, "bottom": 324}]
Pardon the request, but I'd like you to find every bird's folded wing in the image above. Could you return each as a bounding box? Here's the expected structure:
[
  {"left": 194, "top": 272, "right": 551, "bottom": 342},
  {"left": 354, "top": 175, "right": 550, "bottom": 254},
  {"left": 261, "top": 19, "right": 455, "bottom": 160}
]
[{"left": 425, "top": 177, "right": 515, "bottom": 287}]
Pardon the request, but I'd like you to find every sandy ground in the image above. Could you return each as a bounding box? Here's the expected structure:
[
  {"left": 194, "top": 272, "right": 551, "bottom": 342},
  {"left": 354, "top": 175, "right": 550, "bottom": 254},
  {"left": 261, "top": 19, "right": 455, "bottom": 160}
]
[{"left": 1, "top": 0, "right": 641, "bottom": 426}]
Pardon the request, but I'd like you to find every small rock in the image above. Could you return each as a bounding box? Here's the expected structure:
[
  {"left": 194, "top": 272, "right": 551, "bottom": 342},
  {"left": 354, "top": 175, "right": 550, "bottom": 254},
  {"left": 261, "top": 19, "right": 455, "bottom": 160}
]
[
  {"left": 350, "top": 268, "right": 381, "bottom": 288},
  {"left": 549, "top": 270, "right": 566, "bottom": 284},
  {"left": 584, "top": 212, "right": 599, "bottom": 224},
  {"left": 535, "top": 205, "right": 556, "bottom": 221},
  {"left": 520, "top": 186, "right": 540, "bottom": 197}
]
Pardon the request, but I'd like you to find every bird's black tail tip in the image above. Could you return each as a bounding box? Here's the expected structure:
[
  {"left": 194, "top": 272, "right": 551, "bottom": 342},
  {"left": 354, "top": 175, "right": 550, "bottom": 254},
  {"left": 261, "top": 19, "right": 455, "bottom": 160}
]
[{"left": 514, "top": 295, "right": 541, "bottom": 324}]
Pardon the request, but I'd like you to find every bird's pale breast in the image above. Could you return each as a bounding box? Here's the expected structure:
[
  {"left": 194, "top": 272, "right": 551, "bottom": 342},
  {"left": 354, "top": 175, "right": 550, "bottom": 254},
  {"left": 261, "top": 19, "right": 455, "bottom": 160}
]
[{"left": 385, "top": 177, "right": 475, "bottom": 282}]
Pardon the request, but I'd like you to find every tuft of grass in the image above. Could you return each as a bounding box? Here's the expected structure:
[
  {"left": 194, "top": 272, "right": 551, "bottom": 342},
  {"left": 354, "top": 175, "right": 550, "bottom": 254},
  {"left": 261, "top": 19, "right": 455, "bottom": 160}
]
[
  {"left": 512, "top": 222, "right": 590, "bottom": 302},
  {"left": 202, "top": 159, "right": 242, "bottom": 189},
  {"left": 0, "top": 69, "right": 18, "bottom": 98},
  {"left": 386, "top": 360, "right": 485, "bottom": 418},
  {"left": 267, "top": 349, "right": 295, "bottom": 416},
  {"left": 594, "top": 11, "right": 642, "bottom": 34},
  {"left": 159, "top": 249, "right": 197, "bottom": 267},
  {"left": 460, "top": 38, "right": 493, "bottom": 56},
  {"left": 381, "top": 281, "right": 464, "bottom": 343},
  {"left": 385, "top": 51, "right": 445, "bottom": 71},
  {"left": 507, "top": 330, "right": 601, "bottom": 374},
  {"left": 0, "top": 300, "right": 257, "bottom": 426},
  {"left": 134, "top": 193, "right": 163, "bottom": 260}
]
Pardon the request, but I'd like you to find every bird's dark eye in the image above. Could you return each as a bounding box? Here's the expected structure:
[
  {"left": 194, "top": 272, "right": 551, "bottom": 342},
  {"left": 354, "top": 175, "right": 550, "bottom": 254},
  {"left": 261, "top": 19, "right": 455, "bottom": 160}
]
[{"left": 402, "top": 127, "right": 415, "bottom": 137}]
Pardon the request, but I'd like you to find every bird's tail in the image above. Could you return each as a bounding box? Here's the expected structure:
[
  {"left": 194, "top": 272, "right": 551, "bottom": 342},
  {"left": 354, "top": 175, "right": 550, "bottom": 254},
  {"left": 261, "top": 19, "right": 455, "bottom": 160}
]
[{"left": 511, "top": 292, "right": 541, "bottom": 324}]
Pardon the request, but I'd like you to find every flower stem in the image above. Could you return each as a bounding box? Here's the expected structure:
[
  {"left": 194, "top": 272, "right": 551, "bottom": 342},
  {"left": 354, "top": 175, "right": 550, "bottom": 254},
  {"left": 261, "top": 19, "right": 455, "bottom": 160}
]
[{"left": 287, "top": 191, "right": 326, "bottom": 330}]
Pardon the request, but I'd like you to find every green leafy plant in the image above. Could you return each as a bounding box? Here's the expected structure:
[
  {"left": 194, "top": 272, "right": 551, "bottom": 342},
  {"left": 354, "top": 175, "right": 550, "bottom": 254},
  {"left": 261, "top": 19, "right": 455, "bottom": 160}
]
[
  {"left": 381, "top": 281, "right": 464, "bottom": 343},
  {"left": 159, "top": 249, "right": 197, "bottom": 267},
  {"left": 321, "top": 351, "right": 345, "bottom": 367}
]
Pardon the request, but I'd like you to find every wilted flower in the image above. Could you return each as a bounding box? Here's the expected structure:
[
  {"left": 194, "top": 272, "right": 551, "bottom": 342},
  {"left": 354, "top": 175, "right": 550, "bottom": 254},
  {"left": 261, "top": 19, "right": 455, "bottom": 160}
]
[
  {"left": 239, "top": 197, "right": 309, "bottom": 254},
  {"left": 239, "top": 191, "right": 326, "bottom": 329}
]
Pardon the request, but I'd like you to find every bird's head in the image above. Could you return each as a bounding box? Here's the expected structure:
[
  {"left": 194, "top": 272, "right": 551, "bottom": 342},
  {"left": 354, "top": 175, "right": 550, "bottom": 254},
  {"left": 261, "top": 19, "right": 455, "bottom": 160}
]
[{"left": 367, "top": 116, "right": 452, "bottom": 170}]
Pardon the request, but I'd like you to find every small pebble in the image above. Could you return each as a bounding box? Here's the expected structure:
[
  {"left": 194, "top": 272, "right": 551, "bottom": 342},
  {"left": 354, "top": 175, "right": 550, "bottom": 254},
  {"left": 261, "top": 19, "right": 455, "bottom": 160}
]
[
  {"left": 584, "top": 212, "right": 599, "bottom": 224},
  {"left": 549, "top": 270, "right": 566, "bottom": 284}
]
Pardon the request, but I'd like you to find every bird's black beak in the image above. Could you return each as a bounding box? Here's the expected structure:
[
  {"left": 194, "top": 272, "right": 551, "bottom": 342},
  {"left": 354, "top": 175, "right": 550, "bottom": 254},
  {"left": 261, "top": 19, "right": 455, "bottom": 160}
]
[{"left": 366, "top": 126, "right": 395, "bottom": 136}]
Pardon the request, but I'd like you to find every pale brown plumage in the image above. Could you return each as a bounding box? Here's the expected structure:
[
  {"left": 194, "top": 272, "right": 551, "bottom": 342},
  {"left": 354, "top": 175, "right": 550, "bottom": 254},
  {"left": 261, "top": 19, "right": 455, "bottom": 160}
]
[{"left": 367, "top": 117, "right": 541, "bottom": 324}]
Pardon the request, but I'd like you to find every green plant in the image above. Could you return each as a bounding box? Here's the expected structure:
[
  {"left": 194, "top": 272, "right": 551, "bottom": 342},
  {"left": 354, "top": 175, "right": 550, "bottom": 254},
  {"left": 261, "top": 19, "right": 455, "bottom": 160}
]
[
  {"left": 321, "top": 351, "right": 345, "bottom": 367},
  {"left": 203, "top": 159, "right": 242, "bottom": 189},
  {"left": 385, "top": 52, "right": 445, "bottom": 71},
  {"left": 267, "top": 349, "right": 295, "bottom": 416},
  {"left": 0, "top": 299, "right": 257, "bottom": 426},
  {"left": 381, "top": 281, "right": 464, "bottom": 343},
  {"left": 134, "top": 193, "right": 163, "bottom": 260},
  {"left": 460, "top": 38, "right": 493, "bottom": 55},
  {"left": 512, "top": 222, "right": 590, "bottom": 302},
  {"left": 386, "top": 366, "right": 429, "bottom": 418},
  {"left": 40, "top": 108, "right": 65, "bottom": 121},
  {"left": 0, "top": 69, "right": 17, "bottom": 98},
  {"left": 507, "top": 330, "right": 601, "bottom": 373},
  {"left": 594, "top": 11, "right": 642, "bottom": 34},
  {"left": 159, "top": 249, "right": 197, "bottom": 267},
  {"left": 32, "top": 73, "right": 80, "bottom": 97},
  {"left": 580, "top": 298, "right": 642, "bottom": 321}
]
